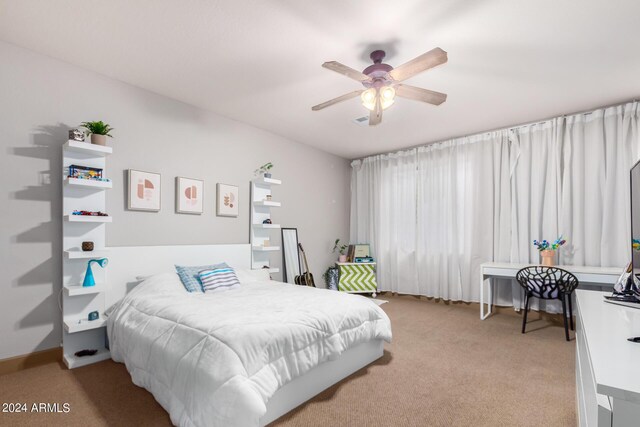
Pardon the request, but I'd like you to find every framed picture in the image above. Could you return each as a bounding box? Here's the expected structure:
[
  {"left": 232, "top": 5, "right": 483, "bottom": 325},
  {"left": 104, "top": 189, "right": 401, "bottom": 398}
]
[
  {"left": 176, "top": 177, "right": 204, "bottom": 214},
  {"left": 128, "top": 169, "right": 161, "bottom": 212},
  {"left": 216, "top": 183, "right": 239, "bottom": 217}
]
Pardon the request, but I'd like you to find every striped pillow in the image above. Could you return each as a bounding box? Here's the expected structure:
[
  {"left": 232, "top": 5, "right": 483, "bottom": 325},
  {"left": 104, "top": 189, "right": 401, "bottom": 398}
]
[{"left": 199, "top": 267, "right": 241, "bottom": 293}]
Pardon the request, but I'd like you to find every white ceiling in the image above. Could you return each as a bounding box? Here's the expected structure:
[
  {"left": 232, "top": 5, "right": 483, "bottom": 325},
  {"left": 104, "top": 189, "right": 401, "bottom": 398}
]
[{"left": 2, "top": 1, "right": 640, "bottom": 159}]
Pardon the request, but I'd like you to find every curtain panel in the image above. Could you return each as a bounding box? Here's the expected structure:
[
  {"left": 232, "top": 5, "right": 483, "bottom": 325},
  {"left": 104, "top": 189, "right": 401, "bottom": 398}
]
[{"left": 350, "top": 102, "right": 640, "bottom": 311}]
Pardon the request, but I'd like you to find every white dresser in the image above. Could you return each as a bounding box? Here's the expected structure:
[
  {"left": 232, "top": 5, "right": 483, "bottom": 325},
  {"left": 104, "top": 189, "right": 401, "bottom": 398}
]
[{"left": 576, "top": 290, "right": 640, "bottom": 426}]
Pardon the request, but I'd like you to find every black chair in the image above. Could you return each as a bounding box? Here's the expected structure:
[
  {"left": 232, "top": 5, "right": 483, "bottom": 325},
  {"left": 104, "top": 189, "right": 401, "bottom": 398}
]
[{"left": 515, "top": 266, "right": 579, "bottom": 341}]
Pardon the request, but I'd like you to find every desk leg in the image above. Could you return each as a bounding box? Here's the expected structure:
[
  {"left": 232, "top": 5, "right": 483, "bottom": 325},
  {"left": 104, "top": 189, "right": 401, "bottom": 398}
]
[{"left": 480, "top": 274, "right": 493, "bottom": 320}]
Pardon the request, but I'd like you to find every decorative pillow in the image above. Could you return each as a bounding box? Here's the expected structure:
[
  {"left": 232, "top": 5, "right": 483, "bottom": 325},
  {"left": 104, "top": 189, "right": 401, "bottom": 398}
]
[
  {"left": 199, "top": 266, "right": 241, "bottom": 293},
  {"left": 175, "top": 263, "right": 228, "bottom": 292},
  {"left": 235, "top": 268, "right": 271, "bottom": 284}
]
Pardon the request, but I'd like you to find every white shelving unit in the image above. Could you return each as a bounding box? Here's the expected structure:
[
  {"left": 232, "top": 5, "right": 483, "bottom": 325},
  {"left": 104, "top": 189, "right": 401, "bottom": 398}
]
[
  {"left": 62, "top": 140, "right": 112, "bottom": 369},
  {"left": 250, "top": 177, "right": 282, "bottom": 278},
  {"left": 64, "top": 215, "right": 112, "bottom": 223}
]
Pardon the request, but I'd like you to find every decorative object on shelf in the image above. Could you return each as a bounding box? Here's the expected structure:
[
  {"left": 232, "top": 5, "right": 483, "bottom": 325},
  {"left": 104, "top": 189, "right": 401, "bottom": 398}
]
[
  {"left": 323, "top": 266, "right": 339, "bottom": 290},
  {"left": 254, "top": 162, "right": 274, "bottom": 178},
  {"left": 81, "top": 120, "right": 114, "bottom": 146},
  {"left": 613, "top": 261, "right": 640, "bottom": 297},
  {"left": 263, "top": 239, "right": 270, "bottom": 247},
  {"left": 82, "top": 258, "right": 108, "bottom": 287},
  {"left": 68, "top": 128, "right": 85, "bottom": 142},
  {"left": 72, "top": 210, "right": 109, "bottom": 216},
  {"left": 533, "top": 236, "right": 566, "bottom": 267},
  {"left": 81, "top": 241, "right": 94, "bottom": 252},
  {"left": 216, "top": 183, "right": 239, "bottom": 217},
  {"left": 176, "top": 177, "right": 204, "bottom": 214},
  {"left": 332, "top": 239, "right": 348, "bottom": 263},
  {"left": 68, "top": 164, "right": 109, "bottom": 181},
  {"left": 74, "top": 349, "right": 98, "bottom": 357},
  {"left": 262, "top": 218, "right": 272, "bottom": 224},
  {"left": 88, "top": 311, "right": 99, "bottom": 321},
  {"left": 128, "top": 169, "right": 161, "bottom": 212},
  {"left": 265, "top": 194, "right": 272, "bottom": 201}
]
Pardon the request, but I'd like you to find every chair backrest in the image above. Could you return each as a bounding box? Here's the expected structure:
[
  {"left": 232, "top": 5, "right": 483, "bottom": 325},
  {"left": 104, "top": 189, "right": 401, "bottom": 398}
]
[{"left": 515, "top": 266, "right": 579, "bottom": 299}]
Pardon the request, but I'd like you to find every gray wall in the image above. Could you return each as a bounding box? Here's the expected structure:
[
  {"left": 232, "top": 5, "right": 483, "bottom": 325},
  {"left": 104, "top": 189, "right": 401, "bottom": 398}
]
[{"left": 0, "top": 41, "right": 351, "bottom": 359}]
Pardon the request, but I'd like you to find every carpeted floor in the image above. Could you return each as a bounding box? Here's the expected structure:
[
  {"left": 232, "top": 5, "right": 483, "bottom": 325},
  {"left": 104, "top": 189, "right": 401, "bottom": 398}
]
[{"left": 0, "top": 294, "right": 576, "bottom": 427}]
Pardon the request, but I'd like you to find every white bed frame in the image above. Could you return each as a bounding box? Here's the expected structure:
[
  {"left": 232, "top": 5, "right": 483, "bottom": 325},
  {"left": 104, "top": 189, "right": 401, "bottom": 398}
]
[{"left": 105, "top": 243, "right": 384, "bottom": 425}]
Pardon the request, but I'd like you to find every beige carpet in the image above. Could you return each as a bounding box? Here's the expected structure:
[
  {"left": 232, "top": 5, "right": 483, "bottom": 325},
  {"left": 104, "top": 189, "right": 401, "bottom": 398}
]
[{"left": 0, "top": 294, "right": 576, "bottom": 427}]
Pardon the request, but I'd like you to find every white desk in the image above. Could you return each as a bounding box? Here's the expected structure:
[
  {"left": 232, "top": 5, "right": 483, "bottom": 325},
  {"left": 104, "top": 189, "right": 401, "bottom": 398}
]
[
  {"left": 576, "top": 290, "right": 640, "bottom": 426},
  {"left": 480, "top": 262, "right": 621, "bottom": 320}
]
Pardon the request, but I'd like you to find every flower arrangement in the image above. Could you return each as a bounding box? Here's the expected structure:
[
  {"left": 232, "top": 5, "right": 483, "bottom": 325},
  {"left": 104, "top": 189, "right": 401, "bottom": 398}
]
[
  {"left": 633, "top": 239, "right": 640, "bottom": 252},
  {"left": 533, "top": 236, "right": 566, "bottom": 251}
]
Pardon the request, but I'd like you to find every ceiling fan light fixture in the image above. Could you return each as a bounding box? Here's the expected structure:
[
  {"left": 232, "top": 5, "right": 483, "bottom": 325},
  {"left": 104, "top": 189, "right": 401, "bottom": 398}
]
[
  {"left": 379, "top": 86, "right": 396, "bottom": 110},
  {"left": 361, "top": 88, "right": 377, "bottom": 111}
]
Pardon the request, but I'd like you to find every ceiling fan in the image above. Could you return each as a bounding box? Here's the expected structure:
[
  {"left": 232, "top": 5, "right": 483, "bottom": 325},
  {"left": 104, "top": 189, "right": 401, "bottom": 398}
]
[{"left": 312, "top": 47, "right": 448, "bottom": 126}]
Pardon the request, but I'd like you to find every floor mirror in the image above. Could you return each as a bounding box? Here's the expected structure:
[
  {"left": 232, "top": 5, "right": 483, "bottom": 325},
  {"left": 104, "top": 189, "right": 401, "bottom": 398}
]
[{"left": 281, "top": 228, "right": 301, "bottom": 284}]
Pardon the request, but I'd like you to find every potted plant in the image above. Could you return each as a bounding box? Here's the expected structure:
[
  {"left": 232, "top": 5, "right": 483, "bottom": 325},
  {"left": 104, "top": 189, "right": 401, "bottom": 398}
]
[
  {"left": 333, "top": 238, "right": 348, "bottom": 263},
  {"left": 81, "top": 121, "right": 114, "bottom": 146},
  {"left": 533, "top": 236, "right": 567, "bottom": 266},
  {"left": 254, "top": 162, "right": 274, "bottom": 178}
]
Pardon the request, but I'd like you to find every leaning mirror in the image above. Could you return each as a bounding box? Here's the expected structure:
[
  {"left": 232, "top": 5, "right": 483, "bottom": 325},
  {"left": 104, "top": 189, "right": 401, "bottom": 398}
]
[{"left": 281, "top": 228, "right": 301, "bottom": 284}]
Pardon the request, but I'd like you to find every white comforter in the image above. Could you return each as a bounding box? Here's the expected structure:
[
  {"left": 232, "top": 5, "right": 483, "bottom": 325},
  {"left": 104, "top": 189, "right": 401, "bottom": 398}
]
[{"left": 107, "top": 273, "right": 392, "bottom": 427}]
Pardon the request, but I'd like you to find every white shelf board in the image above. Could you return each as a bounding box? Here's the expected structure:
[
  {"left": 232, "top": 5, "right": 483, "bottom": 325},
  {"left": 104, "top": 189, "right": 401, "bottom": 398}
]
[
  {"left": 64, "top": 249, "right": 109, "bottom": 259},
  {"left": 63, "top": 140, "right": 112, "bottom": 156},
  {"left": 63, "top": 284, "right": 105, "bottom": 297},
  {"left": 65, "top": 177, "right": 112, "bottom": 189},
  {"left": 252, "top": 246, "right": 281, "bottom": 252},
  {"left": 252, "top": 223, "right": 281, "bottom": 229},
  {"left": 253, "top": 200, "right": 281, "bottom": 207},
  {"left": 64, "top": 316, "right": 106, "bottom": 333},
  {"left": 253, "top": 177, "right": 282, "bottom": 186},
  {"left": 64, "top": 215, "right": 112, "bottom": 223},
  {"left": 63, "top": 348, "right": 111, "bottom": 369}
]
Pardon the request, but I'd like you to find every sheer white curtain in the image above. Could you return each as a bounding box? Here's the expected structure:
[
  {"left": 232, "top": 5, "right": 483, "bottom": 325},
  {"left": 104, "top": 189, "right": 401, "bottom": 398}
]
[{"left": 351, "top": 102, "right": 640, "bottom": 310}]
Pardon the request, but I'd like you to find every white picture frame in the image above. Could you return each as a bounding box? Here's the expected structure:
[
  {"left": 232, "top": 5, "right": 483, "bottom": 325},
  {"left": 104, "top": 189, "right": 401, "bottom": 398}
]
[
  {"left": 128, "top": 169, "right": 161, "bottom": 212},
  {"left": 216, "top": 183, "right": 239, "bottom": 217},
  {"left": 176, "top": 177, "right": 204, "bottom": 214}
]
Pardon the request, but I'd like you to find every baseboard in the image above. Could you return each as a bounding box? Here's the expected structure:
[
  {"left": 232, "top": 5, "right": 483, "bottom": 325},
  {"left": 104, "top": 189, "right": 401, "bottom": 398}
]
[{"left": 0, "top": 347, "right": 62, "bottom": 376}]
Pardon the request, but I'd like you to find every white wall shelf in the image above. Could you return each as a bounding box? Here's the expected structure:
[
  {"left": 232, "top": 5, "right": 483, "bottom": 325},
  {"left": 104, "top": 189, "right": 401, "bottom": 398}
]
[
  {"left": 65, "top": 177, "right": 112, "bottom": 189},
  {"left": 250, "top": 177, "right": 282, "bottom": 276},
  {"left": 63, "top": 140, "right": 112, "bottom": 156},
  {"left": 63, "top": 348, "right": 111, "bottom": 369},
  {"left": 253, "top": 200, "right": 281, "bottom": 207},
  {"left": 253, "top": 177, "right": 282, "bottom": 186},
  {"left": 64, "top": 249, "right": 109, "bottom": 259},
  {"left": 252, "top": 246, "right": 280, "bottom": 251},
  {"left": 64, "top": 215, "right": 112, "bottom": 223},
  {"left": 252, "top": 223, "right": 281, "bottom": 229},
  {"left": 64, "top": 316, "right": 106, "bottom": 334},
  {"left": 63, "top": 284, "right": 104, "bottom": 297},
  {"left": 62, "top": 140, "right": 111, "bottom": 369}
]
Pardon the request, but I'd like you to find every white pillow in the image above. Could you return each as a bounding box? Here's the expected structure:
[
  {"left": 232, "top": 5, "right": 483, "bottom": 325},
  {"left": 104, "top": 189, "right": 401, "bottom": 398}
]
[{"left": 235, "top": 268, "right": 270, "bottom": 284}]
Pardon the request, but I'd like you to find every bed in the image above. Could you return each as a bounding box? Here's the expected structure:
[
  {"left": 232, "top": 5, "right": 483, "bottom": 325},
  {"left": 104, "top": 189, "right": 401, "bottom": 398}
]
[{"left": 104, "top": 244, "right": 392, "bottom": 427}]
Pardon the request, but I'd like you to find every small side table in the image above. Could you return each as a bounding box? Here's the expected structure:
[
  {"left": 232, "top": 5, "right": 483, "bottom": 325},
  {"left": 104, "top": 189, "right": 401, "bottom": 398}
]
[{"left": 336, "top": 262, "right": 377, "bottom": 297}]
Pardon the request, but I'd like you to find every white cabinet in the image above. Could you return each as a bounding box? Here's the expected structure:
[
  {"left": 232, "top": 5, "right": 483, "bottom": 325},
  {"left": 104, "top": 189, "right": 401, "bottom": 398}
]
[{"left": 576, "top": 290, "right": 640, "bottom": 426}]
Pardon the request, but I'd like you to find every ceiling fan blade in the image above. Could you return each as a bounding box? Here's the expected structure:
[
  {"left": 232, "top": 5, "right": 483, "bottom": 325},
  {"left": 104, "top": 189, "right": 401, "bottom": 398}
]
[
  {"left": 322, "top": 61, "right": 371, "bottom": 82},
  {"left": 389, "top": 47, "right": 448, "bottom": 82},
  {"left": 395, "top": 84, "right": 447, "bottom": 105},
  {"left": 311, "top": 90, "right": 363, "bottom": 111},
  {"left": 369, "top": 96, "right": 382, "bottom": 126}
]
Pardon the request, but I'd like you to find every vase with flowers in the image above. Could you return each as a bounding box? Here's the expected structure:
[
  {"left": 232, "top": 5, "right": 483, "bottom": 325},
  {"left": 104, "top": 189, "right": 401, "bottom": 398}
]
[{"left": 533, "top": 236, "right": 567, "bottom": 266}]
